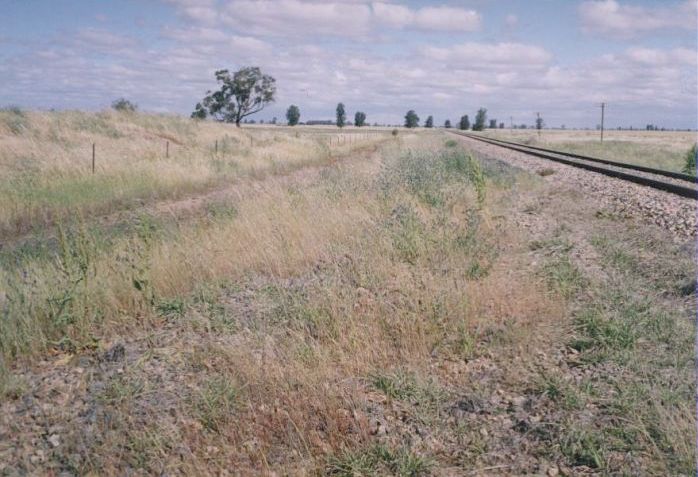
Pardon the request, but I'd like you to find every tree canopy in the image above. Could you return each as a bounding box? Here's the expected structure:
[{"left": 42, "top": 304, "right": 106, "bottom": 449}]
[
  {"left": 354, "top": 111, "right": 366, "bottom": 127},
  {"left": 444, "top": 119, "right": 452, "bottom": 128},
  {"left": 425, "top": 115, "right": 434, "bottom": 128},
  {"left": 404, "top": 110, "right": 419, "bottom": 128},
  {"left": 336, "top": 103, "right": 346, "bottom": 128},
  {"left": 459, "top": 115, "right": 470, "bottom": 130},
  {"left": 536, "top": 114, "right": 544, "bottom": 130},
  {"left": 286, "top": 105, "right": 300, "bottom": 126},
  {"left": 191, "top": 67, "right": 276, "bottom": 127},
  {"left": 472, "top": 108, "right": 487, "bottom": 131}
]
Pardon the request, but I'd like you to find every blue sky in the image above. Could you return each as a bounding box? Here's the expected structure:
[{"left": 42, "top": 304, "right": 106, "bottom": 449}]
[{"left": 2, "top": 0, "right": 696, "bottom": 128}]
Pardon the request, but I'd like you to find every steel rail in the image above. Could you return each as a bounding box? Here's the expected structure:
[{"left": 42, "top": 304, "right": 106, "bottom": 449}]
[
  {"left": 453, "top": 132, "right": 696, "bottom": 183},
  {"left": 450, "top": 131, "right": 698, "bottom": 200}
]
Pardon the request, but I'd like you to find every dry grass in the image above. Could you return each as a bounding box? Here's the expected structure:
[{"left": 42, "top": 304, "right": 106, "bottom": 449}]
[
  {"left": 0, "top": 117, "right": 693, "bottom": 475},
  {"left": 0, "top": 109, "right": 388, "bottom": 237},
  {"left": 481, "top": 128, "right": 696, "bottom": 172}
]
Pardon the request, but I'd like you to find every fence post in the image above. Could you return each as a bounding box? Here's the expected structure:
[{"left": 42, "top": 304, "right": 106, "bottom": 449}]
[
  {"left": 92, "top": 143, "right": 95, "bottom": 174},
  {"left": 215, "top": 140, "right": 218, "bottom": 153},
  {"left": 166, "top": 141, "right": 169, "bottom": 158}
]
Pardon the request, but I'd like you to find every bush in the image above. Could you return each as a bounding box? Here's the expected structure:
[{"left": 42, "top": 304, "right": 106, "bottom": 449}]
[
  {"left": 111, "top": 98, "right": 138, "bottom": 112},
  {"left": 391, "top": 129, "right": 398, "bottom": 137},
  {"left": 1, "top": 105, "right": 30, "bottom": 134},
  {"left": 682, "top": 144, "right": 696, "bottom": 175}
]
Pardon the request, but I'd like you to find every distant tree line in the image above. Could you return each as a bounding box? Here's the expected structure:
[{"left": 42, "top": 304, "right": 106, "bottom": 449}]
[{"left": 188, "top": 67, "right": 690, "bottom": 132}]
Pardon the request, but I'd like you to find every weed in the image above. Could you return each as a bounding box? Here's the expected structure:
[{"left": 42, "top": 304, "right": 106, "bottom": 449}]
[
  {"left": 371, "top": 370, "right": 417, "bottom": 400},
  {"left": 155, "top": 297, "right": 186, "bottom": 318},
  {"left": 327, "top": 445, "right": 430, "bottom": 477},
  {"left": 125, "top": 429, "right": 170, "bottom": 471},
  {"left": 572, "top": 307, "right": 635, "bottom": 353},
  {"left": 192, "top": 376, "right": 239, "bottom": 432},
  {"left": 100, "top": 374, "right": 146, "bottom": 405},
  {"left": 535, "top": 372, "right": 582, "bottom": 410},
  {"left": 542, "top": 256, "right": 585, "bottom": 298},
  {"left": 681, "top": 143, "right": 696, "bottom": 175},
  {"left": 560, "top": 427, "right": 605, "bottom": 469},
  {"left": 0, "top": 359, "right": 26, "bottom": 400},
  {"left": 454, "top": 323, "right": 477, "bottom": 359}
]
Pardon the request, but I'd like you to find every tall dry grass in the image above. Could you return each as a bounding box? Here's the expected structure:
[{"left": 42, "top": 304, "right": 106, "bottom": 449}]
[{"left": 0, "top": 109, "right": 387, "bottom": 237}]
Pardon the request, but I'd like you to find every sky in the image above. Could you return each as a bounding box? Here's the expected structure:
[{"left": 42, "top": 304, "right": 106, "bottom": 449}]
[{"left": 1, "top": 0, "right": 697, "bottom": 128}]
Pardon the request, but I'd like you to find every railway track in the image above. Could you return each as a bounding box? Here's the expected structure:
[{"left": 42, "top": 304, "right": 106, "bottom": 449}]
[{"left": 450, "top": 131, "right": 697, "bottom": 200}]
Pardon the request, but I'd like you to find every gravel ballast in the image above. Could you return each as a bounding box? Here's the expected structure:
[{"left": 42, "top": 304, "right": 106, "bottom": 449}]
[{"left": 456, "top": 135, "right": 697, "bottom": 238}]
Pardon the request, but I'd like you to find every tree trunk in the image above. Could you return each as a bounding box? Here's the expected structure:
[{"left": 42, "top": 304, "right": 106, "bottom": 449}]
[{"left": 235, "top": 120, "right": 241, "bottom": 127}]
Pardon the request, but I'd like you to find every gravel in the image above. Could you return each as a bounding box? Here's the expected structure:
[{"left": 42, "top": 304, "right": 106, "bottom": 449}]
[{"left": 458, "top": 135, "right": 697, "bottom": 238}]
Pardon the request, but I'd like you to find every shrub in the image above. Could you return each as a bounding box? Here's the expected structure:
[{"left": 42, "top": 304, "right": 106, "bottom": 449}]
[
  {"left": 391, "top": 129, "right": 398, "bottom": 137},
  {"left": 0, "top": 105, "right": 29, "bottom": 134},
  {"left": 111, "top": 98, "right": 138, "bottom": 112},
  {"left": 682, "top": 144, "right": 696, "bottom": 175}
]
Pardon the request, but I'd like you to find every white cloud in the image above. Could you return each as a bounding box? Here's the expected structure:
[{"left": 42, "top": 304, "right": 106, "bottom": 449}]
[
  {"left": 372, "top": 2, "right": 480, "bottom": 32},
  {"left": 167, "top": 0, "right": 481, "bottom": 37},
  {"left": 372, "top": 3, "right": 413, "bottom": 28},
  {"left": 221, "top": 0, "right": 373, "bottom": 37},
  {"left": 412, "top": 6, "right": 481, "bottom": 32},
  {"left": 579, "top": 0, "right": 697, "bottom": 38},
  {"left": 229, "top": 35, "right": 272, "bottom": 53},
  {"left": 1, "top": 1, "right": 696, "bottom": 128},
  {"left": 419, "top": 42, "right": 552, "bottom": 68}
]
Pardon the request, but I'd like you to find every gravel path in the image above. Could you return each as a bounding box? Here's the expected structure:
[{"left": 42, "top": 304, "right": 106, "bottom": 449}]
[{"left": 457, "top": 135, "right": 697, "bottom": 238}]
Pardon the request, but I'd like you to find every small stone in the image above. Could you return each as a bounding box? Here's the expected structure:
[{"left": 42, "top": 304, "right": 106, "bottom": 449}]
[
  {"left": 511, "top": 396, "right": 526, "bottom": 409},
  {"left": 48, "top": 434, "right": 60, "bottom": 448},
  {"left": 546, "top": 466, "right": 559, "bottom": 476},
  {"left": 369, "top": 418, "right": 388, "bottom": 436},
  {"left": 102, "top": 343, "right": 126, "bottom": 362}
]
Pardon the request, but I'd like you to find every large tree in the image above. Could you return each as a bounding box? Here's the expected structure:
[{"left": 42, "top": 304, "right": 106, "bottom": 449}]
[
  {"left": 536, "top": 114, "right": 544, "bottom": 131},
  {"left": 444, "top": 119, "right": 452, "bottom": 128},
  {"left": 336, "top": 103, "right": 346, "bottom": 128},
  {"left": 459, "top": 115, "right": 470, "bottom": 130},
  {"left": 286, "top": 105, "right": 300, "bottom": 126},
  {"left": 354, "top": 111, "right": 366, "bottom": 127},
  {"left": 404, "top": 110, "right": 419, "bottom": 128},
  {"left": 472, "top": 108, "right": 487, "bottom": 131},
  {"left": 191, "top": 67, "right": 276, "bottom": 127},
  {"left": 425, "top": 115, "right": 434, "bottom": 128}
]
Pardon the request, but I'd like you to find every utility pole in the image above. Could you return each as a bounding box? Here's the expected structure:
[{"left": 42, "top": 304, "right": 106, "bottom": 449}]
[
  {"left": 600, "top": 102, "right": 605, "bottom": 143},
  {"left": 536, "top": 112, "right": 541, "bottom": 139},
  {"left": 510, "top": 116, "right": 513, "bottom": 130}
]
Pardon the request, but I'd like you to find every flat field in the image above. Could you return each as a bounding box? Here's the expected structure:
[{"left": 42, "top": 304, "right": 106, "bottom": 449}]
[
  {"left": 0, "top": 112, "right": 694, "bottom": 475},
  {"left": 480, "top": 128, "right": 696, "bottom": 172}
]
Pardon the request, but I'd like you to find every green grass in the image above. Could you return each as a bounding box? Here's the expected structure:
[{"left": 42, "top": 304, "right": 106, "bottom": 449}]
[
  {"left": 542, "top": 256, "right": 586, "bottom": 298},
  {"left": 536, "top": 230, "right": 695, "bottom": 474},
  {"left": 191, "top": 376, "right": 240, "bottom": 432},
  {"left": 327, "top": 444, "right": 431, "bottom": 477}
]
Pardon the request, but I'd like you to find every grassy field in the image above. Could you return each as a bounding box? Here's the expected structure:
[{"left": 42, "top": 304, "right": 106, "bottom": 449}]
[
  {"left": 0, "top": 112, "right": 694, "bottom": 475},
  {"left": 480, "top": 128, "right": 696, "bottom": 173},
  {"left": 0, "top": 109, "right": 388, "bottom": 238}
]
